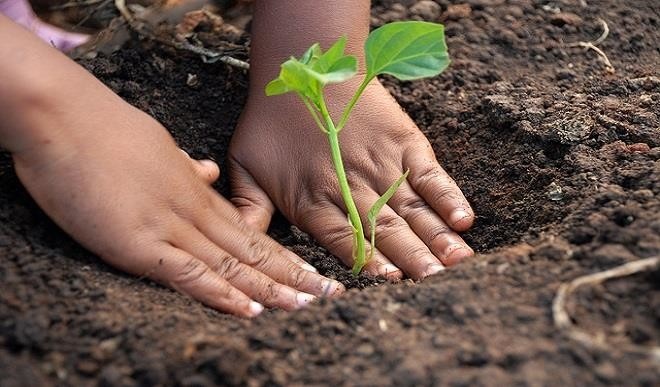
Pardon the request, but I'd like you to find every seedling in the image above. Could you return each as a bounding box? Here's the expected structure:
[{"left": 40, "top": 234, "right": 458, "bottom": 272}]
[{"left": 266, "top": 21, "right": 450, "bottom": 275}]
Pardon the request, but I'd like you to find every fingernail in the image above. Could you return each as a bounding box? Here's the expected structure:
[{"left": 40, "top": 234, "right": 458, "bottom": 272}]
[
  {"left": 302, "top": 263, "right": 318, "bottom": 273},
  {"left": 443, "top": 244, "right": 473, "bottom": 266},
  {"left": 322, "top": 280, "right": 345, "bottom": 297},
  {"left": 249, "top": 301, "right": 264, "bottom": 317},
  {"left": 424, "top": 263, "right": 445, "bottom": 277},
  {"left": 449, "top": 210, "right": 471, "bottom": 228},
  {"left": 378, "top": 264, "right": 402, "bottom": 279},
  {"left": 296, "top": 292, "right": 317, "bottom": 308}
]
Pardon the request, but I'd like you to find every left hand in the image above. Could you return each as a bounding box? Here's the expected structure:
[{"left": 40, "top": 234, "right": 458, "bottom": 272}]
[{"left": 228, "top": 79, "right": 475, "bottom": 280}]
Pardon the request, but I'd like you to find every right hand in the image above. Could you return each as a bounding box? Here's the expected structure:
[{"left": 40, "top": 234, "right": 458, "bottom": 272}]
[
  {"left": 0, "top": 14, "right": 344, "bottom": 317},
  {"left": 11, "top": 104, "right": 344, "bottom": 317}
]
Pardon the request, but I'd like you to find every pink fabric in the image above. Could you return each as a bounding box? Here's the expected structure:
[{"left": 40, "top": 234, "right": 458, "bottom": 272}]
[{"left": 0, "top": 0, "right": 88, "bottom": 51}]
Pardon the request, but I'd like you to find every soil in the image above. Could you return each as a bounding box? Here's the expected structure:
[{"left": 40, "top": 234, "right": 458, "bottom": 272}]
[{"left": 1, "top": 0, "right": 659, "bottom": 386}]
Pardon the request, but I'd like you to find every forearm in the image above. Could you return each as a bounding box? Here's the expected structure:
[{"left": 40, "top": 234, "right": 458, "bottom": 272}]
[
  {"left": 249, "top": 0, "right": 371, "bottom": 95},
  {"left": 0, "top": 15, "right": 124, "bottom": 157}
]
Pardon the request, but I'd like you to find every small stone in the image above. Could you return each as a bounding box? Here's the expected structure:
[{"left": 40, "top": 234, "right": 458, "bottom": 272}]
[
  {"left": 410, "top": 0, "right": 442, "bottom": 21},
  {"left": 594, "top": 361, "right": 617, "bottom": 382},
  {"left": 546, "top": 182, "right": 564, "bottom": 201},
  {"left": 627, "top": 143, "right": 650, "bottom": 153},
  {"left": 443, "top": 4, "right": 472, "bottom": 20},
  {"left": 76, "top": 360, "right": 100, "bottom": 375},
  {"left": 556, "top": 69, "right": 576, "bottom": 80},
  {"left": 550, "top": 12, "right": 583, "bottom": 27},
  {"left": 186, "top": 73, "right": 199, "bottom": 87},
  {"left": 356, "top": 343, "right": 374, "bottom": 356}
]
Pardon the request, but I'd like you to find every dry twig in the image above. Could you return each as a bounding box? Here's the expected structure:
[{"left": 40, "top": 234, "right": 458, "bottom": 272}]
[
  {"left": 566, "top": 18, "right": 615, "bottom": 73},
  {"left": 553, "top": 256, "right": 660, "bottom": 361},
  {"left": 50, "top": 0, "right": 105, "bottom": 11},
  {"left": 113, "top": 0, "right": 249, "bottom": 69}
]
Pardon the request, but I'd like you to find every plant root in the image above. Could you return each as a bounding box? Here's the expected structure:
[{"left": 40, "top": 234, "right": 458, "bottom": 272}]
[
  {"left": 566, "top": 18, "right": 615, "bottom": 74},
  {"left": 113, "top": 0, "right": 249, "bottom": 69},
  {"left": 552, "top": 256, "right": 660, "bottom": 362}
]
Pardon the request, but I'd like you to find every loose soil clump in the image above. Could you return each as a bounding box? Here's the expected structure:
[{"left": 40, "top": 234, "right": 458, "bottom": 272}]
[{"left": 1, "top": 0, "right": 658, "bottom": 386}]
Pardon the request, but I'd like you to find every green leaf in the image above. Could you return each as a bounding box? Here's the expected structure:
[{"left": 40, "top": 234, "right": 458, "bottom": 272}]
[
  {"left": 365, "top": 21, "right": 449, "bottom": 80},
  {"left": 314, "top": 36, "right": 347, "bottom": 72},
  {"left": 265, "top": 37, "right": 358, "bottom": 100},
  {"left": 300, "top": 43, "right": 322, "bottom": 65},
  {"left": 277, "top": 58, "right": 322, "bottom": 100},
  {"left": 265, "top": 78, "right": 290, "bottom": 96},
  {"left": 358, "top": 169, "right": 410, "bottom": 273},
  {"left": 310, "top": 56, "right": 357, "bottom": 84}
]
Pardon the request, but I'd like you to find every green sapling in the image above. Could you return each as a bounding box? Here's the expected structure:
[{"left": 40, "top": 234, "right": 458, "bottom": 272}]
[{"left": 265, "top": 21, "right": 450, "bottom": 275}]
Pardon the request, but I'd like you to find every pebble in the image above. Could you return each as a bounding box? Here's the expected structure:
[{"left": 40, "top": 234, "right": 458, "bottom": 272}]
[
  {"left": 76, "top": 360, "right": 100, "bottom": 375},
  {"left": 410, "top": 0, "right": 442, "bottom": 21},
  {"left": 550, "top": 12, "right": 583, "bottom": 26},
  {"left": 443, "top": 4, "right": 472, "bottom": 20}
]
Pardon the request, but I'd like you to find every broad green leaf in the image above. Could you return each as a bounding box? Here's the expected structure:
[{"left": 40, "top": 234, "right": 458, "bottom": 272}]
[
  {"left": 365, "top": 21, "right": 449, "bottom": 80},
  {"left": 365, "top": 170, "right": 410, "bottom": 269}
]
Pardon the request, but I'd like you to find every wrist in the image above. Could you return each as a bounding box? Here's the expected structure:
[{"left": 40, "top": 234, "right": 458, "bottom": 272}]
[{"left": 248, "top": 0, "right": 371, "bottom": 96}]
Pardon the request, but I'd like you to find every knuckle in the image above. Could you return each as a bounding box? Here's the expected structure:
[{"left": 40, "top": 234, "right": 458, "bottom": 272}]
[
  {"left": 289, "top": 266, "right": 308, "bottom": 289},
  {"left": 397, "top": 194, "right": 431, "bottom": 219},
  {"left": 403, "top": 245, "right": 433, "bottom": 261},
  {"left": 414, "top": 164, "right": 443, "bottom": 188},
  {"left": 428, "top": 186, "right": 460, "bottom": 204},
  {"left": 212, "top": 255, "right": 243, "bottom": 282},
  {"left": 375, "top": 213, "right": 408, "bottom": 239},
  {"left": 243, "top": 239, "right": 275, "bottom": 270},
  {"left": 259, "top": 282, "right": 281, "bottom": 306},
  {"left": 427, "top": 225, "right": 452, "bottom": 243},
  {"left": 172, "top": 257, "right": 209, "bottom": 286},
  {"left": 322, "top": 222, "right": 355, "bottom": 251}
]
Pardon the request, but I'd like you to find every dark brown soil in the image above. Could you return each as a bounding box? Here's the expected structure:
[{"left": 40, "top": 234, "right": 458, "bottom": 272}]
[{"left": 2, "top": 1, "right": 659, "bottom": 386}]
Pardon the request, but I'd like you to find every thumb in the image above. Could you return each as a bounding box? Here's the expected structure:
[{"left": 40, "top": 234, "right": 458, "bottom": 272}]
[{"left": 228, "top": 156, "right": 275, "bottom": 232}]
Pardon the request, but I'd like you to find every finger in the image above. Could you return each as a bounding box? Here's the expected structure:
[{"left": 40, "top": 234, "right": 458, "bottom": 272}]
[
  {"left": 388, "top": 183, "right": 474, "bottom": 266},
  {"left": 180, "top": 149, "right": 220, "bottom": 184},
  {"left": 352, "top": 189, "right": 444, "bottom": 280},
  {"left": 297, "top": 202, "right": 403, "bottom": 280},
  {"left": 404, "top": 148, "right": 475, "bottom": 232},
  {"left": 197, "top": 198, "right": 346, "bottom": 297},
  {"left": 143, "top": 243, "right": 263, "bottom": 318},
  {"left": 228, "top": 156, "right": 275, "bottom": 232},
  {"left": 193, "top": 159, "right": 220, "bottom": 184},
  {"left": 176, "top": 229, "right": 319, "bottom": 310}
]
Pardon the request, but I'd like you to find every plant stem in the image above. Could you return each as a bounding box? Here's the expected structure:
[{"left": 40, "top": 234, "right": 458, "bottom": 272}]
[
  {"left": 336, "top": 75, "right": 373, "bottom": 132},
  {"left": 300, "top": 95, "right": 327, "bottom": 133},
  {"left": 318, "top": 96, "right": 367, "bottom": 273}
]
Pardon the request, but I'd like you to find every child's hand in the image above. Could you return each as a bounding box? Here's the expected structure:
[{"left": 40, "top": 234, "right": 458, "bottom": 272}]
[
  {"left": 0, "top": 15, "right": 344, "bottom": 317},
  {"left": 11, "top": 105, "right": 343, "bottom": 317},
  {"left": 230, "top": 80, "right": 474, "bottom": 280}
]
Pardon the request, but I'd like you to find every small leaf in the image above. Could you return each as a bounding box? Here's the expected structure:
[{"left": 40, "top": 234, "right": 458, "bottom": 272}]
[
  {"left": 364, "top": 170, "right": 410, "bottom": 271},
  {"left": 309, "top": 56, "right": 357, "bottom": 84},
  {"left": 278, "top": 58, "right": 322, "bottom": 100},
  {"left": 265, "top": 78, "right": 290, "bottom": 96},
  {"left": 265, "top": 38, "right": 357, "bottom": 101},
  {"left": 314, "top": 36, "right": 348, "bottom": 73},
  {"left": 365, "top": 21, "right": 449, "bottom": 80},
  {"left": 300, "top": 43, "right": 322, "bottom": 65}
]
